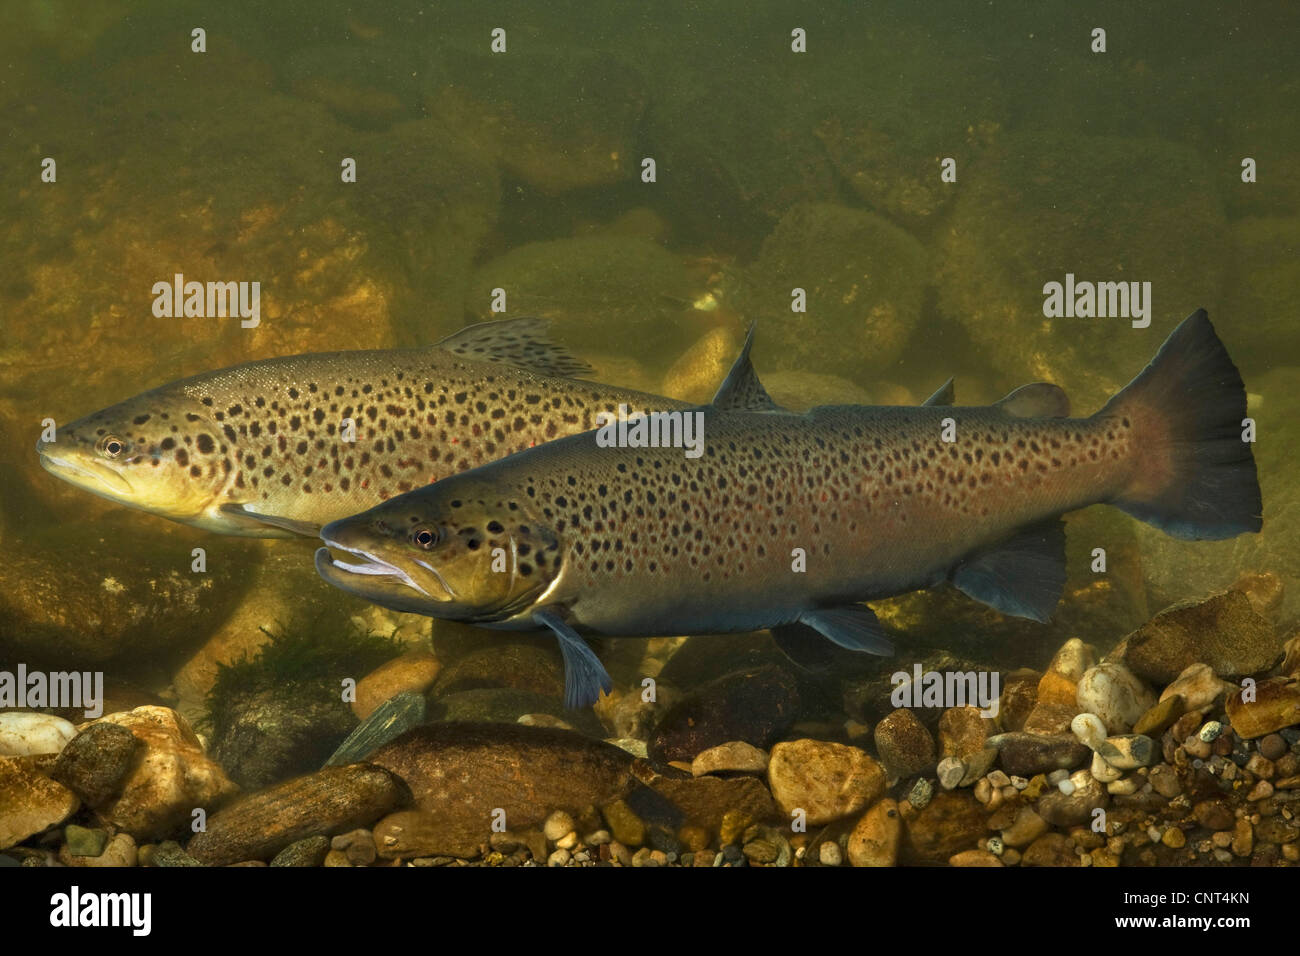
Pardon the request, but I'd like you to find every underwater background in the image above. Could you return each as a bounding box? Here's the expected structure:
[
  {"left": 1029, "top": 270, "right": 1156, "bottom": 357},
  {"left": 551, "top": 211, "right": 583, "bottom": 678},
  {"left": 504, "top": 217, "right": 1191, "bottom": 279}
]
[{"left": 0, "top": 0, "right": 1297, "bottom": 868}]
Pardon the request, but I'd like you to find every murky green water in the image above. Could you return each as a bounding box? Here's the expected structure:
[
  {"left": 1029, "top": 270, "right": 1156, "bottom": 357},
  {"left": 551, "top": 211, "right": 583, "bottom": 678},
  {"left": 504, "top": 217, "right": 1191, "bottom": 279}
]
[{"left": 1, "top": 1, "right": 1297, "bottom": 869}]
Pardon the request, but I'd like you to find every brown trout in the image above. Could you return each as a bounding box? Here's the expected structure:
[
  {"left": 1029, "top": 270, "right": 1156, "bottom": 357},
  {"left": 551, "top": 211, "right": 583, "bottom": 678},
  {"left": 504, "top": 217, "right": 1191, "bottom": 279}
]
[
  {"left": 316, "top": 310, "right": 1262, "bottom": 706},
  {"left": 35, "top": 318, "right": 697, "bottom": 537}
]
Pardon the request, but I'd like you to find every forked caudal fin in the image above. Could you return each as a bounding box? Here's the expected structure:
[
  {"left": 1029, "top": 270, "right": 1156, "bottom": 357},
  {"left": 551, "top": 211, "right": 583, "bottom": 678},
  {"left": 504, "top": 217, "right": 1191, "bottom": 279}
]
[{"left": 1101, "top": 309, "right": 1262, "bottom": 540}]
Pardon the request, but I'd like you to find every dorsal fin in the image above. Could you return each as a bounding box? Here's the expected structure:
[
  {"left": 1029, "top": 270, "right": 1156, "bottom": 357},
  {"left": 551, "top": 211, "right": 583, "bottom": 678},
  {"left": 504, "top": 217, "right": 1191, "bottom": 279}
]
[
  {"left": 710, "top": 324, "right": 784, "bottom": 412},
  {"left": 995, "top": 382, "right": 1070, "bottom": 418},
  {"left": 923, "top": 377, "right": 956, "bottom": 406},
  {"left": 434, "top": 317, "right": 593, "bottom": 378}
]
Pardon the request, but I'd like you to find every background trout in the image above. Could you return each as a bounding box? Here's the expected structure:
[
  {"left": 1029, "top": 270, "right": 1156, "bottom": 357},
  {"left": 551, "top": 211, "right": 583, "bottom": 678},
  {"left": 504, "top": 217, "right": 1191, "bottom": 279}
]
[
  {"left": 35, "top": 318, "right": 694, "bottom": 537},
  {"left": 316, "top": 310, "right": 1262, "bottom": 706}
]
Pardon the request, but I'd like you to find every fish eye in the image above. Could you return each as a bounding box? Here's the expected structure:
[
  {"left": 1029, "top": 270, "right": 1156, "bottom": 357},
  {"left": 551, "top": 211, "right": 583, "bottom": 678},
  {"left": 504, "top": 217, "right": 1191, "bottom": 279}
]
[
  {"left": 100, "top": 436, "right": 126, "bottom": 459},
  {"left": 411, "top": 527, "right": 438, "bottom": 550}
]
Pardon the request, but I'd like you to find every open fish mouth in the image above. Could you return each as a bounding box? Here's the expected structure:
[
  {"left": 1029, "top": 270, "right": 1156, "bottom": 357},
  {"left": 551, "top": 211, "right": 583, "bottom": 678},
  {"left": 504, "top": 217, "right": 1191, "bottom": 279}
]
[
  {"left": 38, "top": 452, "right": 134, "bottom": 498},
  {"left": 314, "top": 539, "right": 453, "bottom": 602}
]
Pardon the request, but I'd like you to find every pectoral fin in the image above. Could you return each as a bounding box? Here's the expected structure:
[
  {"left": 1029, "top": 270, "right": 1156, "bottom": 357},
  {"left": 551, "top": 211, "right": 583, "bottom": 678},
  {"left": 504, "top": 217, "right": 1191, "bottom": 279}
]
[
  {"left": 795, "top": 605, "right": 895, "bottom": 655},
  {"left": 434, "top": 317, "right": 593, "bottom": 378},
  {"left": 950, "top": 519, "right": 1066, "bottom": 622},
  {"left": 218, "top": 503, "right": 322, "bottom": 537},
  {"left": 533, "top": 608, "right": 613, "bottom": 709}
]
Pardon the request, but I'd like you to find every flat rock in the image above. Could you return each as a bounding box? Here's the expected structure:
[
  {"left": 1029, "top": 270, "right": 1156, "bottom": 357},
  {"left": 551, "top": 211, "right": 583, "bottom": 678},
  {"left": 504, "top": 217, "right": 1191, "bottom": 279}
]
[
  {"left": 369, "top": 722, "right": 633, "bottom": 832},
  {"left": 690, "top": 741, "right": 769, "bottom": 777},
  {"left": 1118, "top": 589, "right": 1280, "bottom": 684},
  {"left": 767, "top": 739, "right": 885, "bottom": 826},
  {"left": 188, "top": 763, "right": 408, "bottom": 866},
  {"left": 0, "top": 712, "right": 77, "bottom": 757},
  {"left": 993, "top": 732, "right": 1089, "bottom": 777},
  {"left": 0, "top": 757, "right": 81, "bottom": 849},
  {"left": 630, "top": 761, "right": 777, "bottom": 835},
  {"left": 1226, "top": 677, "right": 1300, "bottom": 739},
  {"left": 901, "top": 790, "right": 989, "bottom": 866}
]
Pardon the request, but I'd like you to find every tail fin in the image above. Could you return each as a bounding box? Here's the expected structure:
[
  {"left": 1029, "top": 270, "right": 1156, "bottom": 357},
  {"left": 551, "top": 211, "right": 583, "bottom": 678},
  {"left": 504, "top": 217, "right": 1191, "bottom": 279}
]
[{"left": 1102, "top": 309, "right": 1261, "bottom": 540}]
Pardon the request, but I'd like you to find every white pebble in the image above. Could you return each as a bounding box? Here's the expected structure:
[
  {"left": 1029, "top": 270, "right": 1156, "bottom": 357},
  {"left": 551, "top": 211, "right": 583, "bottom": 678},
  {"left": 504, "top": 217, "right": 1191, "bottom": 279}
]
[
  {"left": 1047, "top": 768, "right": 1070, "bottom": 785},
  {"left": 1070, "top": 712, "right": 1108, "bottom": 751},
  {"left": 543, "top": 811, "right": 575, "bottom": 843},
  {"left": 1058, "top": 778, "right": 1076, "bottom": 795},
  {"left": 819, "top": 841, "right": 843, "bottom": 866},
  {"left": 937, "top": 756, "right": 966, "bottom": 790},
  {"left": 547, "top": 848, "right": 571, "bottom": 867},
  {"left": 0, "top": 712, "right": 77, "bottom": 756}
]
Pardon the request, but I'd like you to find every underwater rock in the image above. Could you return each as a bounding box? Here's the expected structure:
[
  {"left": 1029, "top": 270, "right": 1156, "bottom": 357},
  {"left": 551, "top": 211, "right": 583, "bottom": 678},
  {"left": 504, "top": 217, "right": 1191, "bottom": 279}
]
[
  {"left": 900, "top": 790, "right": 989, "bottom": 865},
  {"left": 1075, "top": 663, "right": 1156, "bottom": 735},
  {"left": 187, "top": 763, "right": 407, "bottom": 866},
  {"left": 0, "top": 757, "right": 81, "bottom": 849},
  {"left": 993, "top": 732, "right": 1090, "bottom": 778},
  {"left": 62, "top": 824, "right": 109, "bottom": 858},
  {"left": 999, "top": 806, "right": 1049, "bottom": 849},
  {"left": 934, "top": 132, "right": 1227, "bottom": 414},
  {"left": 0, "top": 712, "right": 76, "bottom": 757},
  {"left": 1115, "top": 589, "right": 1280, "bottom": 684},
  {"left": 996, "top": 670, "right": 1041, "bottom": 734},
  {"left": 50, "top": 722, "right": 144, "bottom": 808},
  {"left": 93, "top": 706, "right": 238, "bottom": 841},
  {"left": 1158, "top": 664, "right": 1234, "bottom": 716},
  {"left": 847, "top": 798, "right": 902, "bottom": 868},
  {"left": 1096, "top": 735, "right": 1157, "bottom": 770},
  {"left": 327, "top": 692, "right": 426, "bottom": 767},
  {"left": 938, "top": 706, "right": 990, "bottom": 761},
  {"left": 660, "top": 325, "right": 745, "bottom": 405},
  {"left": 690, "top": 741, "right": 769, "bottom": 777},
  {"left": 469, "top": 236, "right": 697, "bottom": 360},
  {"left": 61, "top": 832, "right": 137, "bottom": 868},
  {"left": 424, "top": 46, "right": 645, "bottom": 193},
  {"left": 1225, "top": 678, "right": 1300, "bottom": 739},
  {"left": 873, "top": 708, "right": 937, "bottom": 781},
  {"left": 269, "top": 835, "right": 331, "bottom": 868},
  {"left": 369, "top": 723, "right": 633, "bottom": 832},
  {"left": 431, "top": 642, "right": 564, "bottom": 699},
  {"left": 1070, "top": 713, "right": 1108, "bottom": 752},
  {"left": 1021, "top": 832, "right": 1080, "bottom": 867},
  {"left": 353, "top": 650, "right": 441, "bottom": 721},
  {"left": 372, "top": 809, "right": 484, "bottom": 861},
  {"left": 733, "top": 203, "right": 924, "bottom": 379},
  {"left": 282, "top": 43, "right": 420, "bottom": 129},
  {"left": 427, "top": 688, "right": 605, "bottom": 739},
  {"left": 648, "top": 665, "right": 800, "bottom": 766},
  {"left": 0, "top": 521, "right": 258, "bottom": 667},
  {"left": 1037, "top": 770, "right": 1108, "bottom": 827},
  {"left": 767, "top": 740, "right": 885, "bottom": 826},
  {"left": 1132, "top": 694, "right": 1185, "bottom": 738},
  {"left": 630, "top": 761, "right": 777, "bottom": 835}
]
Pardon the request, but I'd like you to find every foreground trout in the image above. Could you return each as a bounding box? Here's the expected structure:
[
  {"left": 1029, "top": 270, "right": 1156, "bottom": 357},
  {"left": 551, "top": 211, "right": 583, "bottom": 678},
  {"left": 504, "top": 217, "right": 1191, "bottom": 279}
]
[
  {"left": 36, "top": 318, "right": 694, "bottom": 536},
  {"left": 316, "top": 311, "right": 1262, "bottom": 706}
]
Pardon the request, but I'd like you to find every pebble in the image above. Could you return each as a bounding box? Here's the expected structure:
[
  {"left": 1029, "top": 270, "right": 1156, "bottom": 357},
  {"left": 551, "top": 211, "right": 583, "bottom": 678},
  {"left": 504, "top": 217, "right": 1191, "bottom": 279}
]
[
  {"left": 938, "top": 706, "right": 990, "bottom": 760},
  {"left": 1132, "top": 694, "right": 1186, "bottom": 737},
  {"left": 50, "top": 723, "right": 144, "bottom": 809},
  {"left": 1245, "top": 753, "right": 1275, "bottom": 779},
  {"left": 1259, "top": 733, "right": 1288, "bottom": 761},
  {"left": 1071, "top": 713, "right": 1108, "bottom": 751},
  {"left": 908, "top": 778, "right": 933, "bottom": 809},
  {"left": 547, "top": 848, "right": 571, "bottom": 867},
  {"left": 1226, "top": 677, "right": 1300, "bottom": 739},
  {"left": 1037, "top": 770, "right": 1106, "bottom": 827},
  {"left": 1107, "top": 776, "right": 1141, "bottom": 795},
  {"left": 63, "top": 824, "right": 109, "bottom": 858},
  {"left": 1247, "top": 780, "right": 1274, "bottom": 801},
  {"left": 584, "top": 829, "right": 612, "bottom": 846},
  {"left": 690, "top": 740, "right": 770, "bottom": 777},
  {"left": 62, "top": 832, "right": 137, "bottom": 868},
  {"left": 1022, "top": 832, "right": 1079, "bottom": 867},
  {"left": 1090, "top": 751, "right": 1123, "bottom": 783},
  {"left": 819, "top": 841, "right": 843, "bottom": 866},
  {"left": 601, "top": 800, "right": 646, "bottom": 847},
  {"left": 949, "top": 849, "right": 1003, "bottom": 867},
  {"left": 608, "top": 841, "right": 632, "bottom": 866},
  {"left": 846, "top": 798, "right": 900, "bottom": 867},
  {"left": 270, "top": 836, "right": 330, "bottom": 867},
  {"left": 556, "top": 831, "right": 579, "bottom": 851},
  {"left": 543, "top": 811, "right": 575, "bottom": 843},
  {"left": 1183, "top": 735, "right": 1212, "bottom": 760},
  {"left": 999, "top": 806, "right": 1048, "bottom": 848},
  {"left": 1118, "top": 588, "right": 1280, "bottom": 683},
  {"left": 1160, "top": 664, "right": 1233, "bottom": 714},
  {"left": 872, "top": 708, "right": 936, "bottom": 779},
  {"left": 1076, "top": 663, "right": 1155, "bottom": 734},
  {"left": 1193, "top": 799, "right": 1236, "bottom": 831},
  {"left": 1148, "top": 764, "right": 1182, "bottom": 798},
  {"left": 0, "top": 713, "right": 77, "bottom": 757},
  {"left": 992, "top": 732, "right": 1090, "bottom": 777},
  {"left": 1096, "top": 734, "right": 1157, "bottom": 770},
  {"left": 0, "top": 757, "right": 81, "bottom": 849},
  {"left": 937, "top": 756, "right": 966, "bottom": 790},
  {"left": 767, "top": 739, "right": 885, "bottom": 825},
  {"left": 1231, "top": 819, "right": 1254, "bottom": 857},
  {"left": 1198, "top": 720, "right": 1223, "bottom": 742}
]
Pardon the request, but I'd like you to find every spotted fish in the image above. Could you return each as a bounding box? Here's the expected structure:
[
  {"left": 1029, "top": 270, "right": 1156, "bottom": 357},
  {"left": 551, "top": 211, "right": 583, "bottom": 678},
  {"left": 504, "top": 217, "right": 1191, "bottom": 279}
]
[
  {"left": 316, "top": 310, "right": 1262, "bottom": 707},
  {"left": 35, "top": 318, "right": 699, "bottom": 537}
]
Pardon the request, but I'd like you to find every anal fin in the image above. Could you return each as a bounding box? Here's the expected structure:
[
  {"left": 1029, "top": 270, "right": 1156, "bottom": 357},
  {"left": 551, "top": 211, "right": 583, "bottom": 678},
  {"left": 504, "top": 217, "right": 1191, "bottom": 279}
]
[
  {"left": 533, "top": 607, "right": 613, "bottom": 709},
  {"left": 950, "top": 518, "right": 1066, "bottom": 622}
]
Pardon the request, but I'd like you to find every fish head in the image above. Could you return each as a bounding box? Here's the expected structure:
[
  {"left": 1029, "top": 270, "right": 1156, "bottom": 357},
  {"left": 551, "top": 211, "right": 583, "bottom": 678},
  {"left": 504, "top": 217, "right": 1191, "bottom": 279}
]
[
  {"left": 317, "top": 482, "right": 562, "bottom": 622},
  {"left": 36, "top": 391, "right": 231, "bottom": 522}
]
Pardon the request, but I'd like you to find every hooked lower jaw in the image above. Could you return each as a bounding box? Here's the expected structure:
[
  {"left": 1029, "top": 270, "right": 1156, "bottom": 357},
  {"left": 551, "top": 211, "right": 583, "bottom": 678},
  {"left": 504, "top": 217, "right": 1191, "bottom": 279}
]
[{"left": 314, "top": 536, "right": 454, "bottom": 603}]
